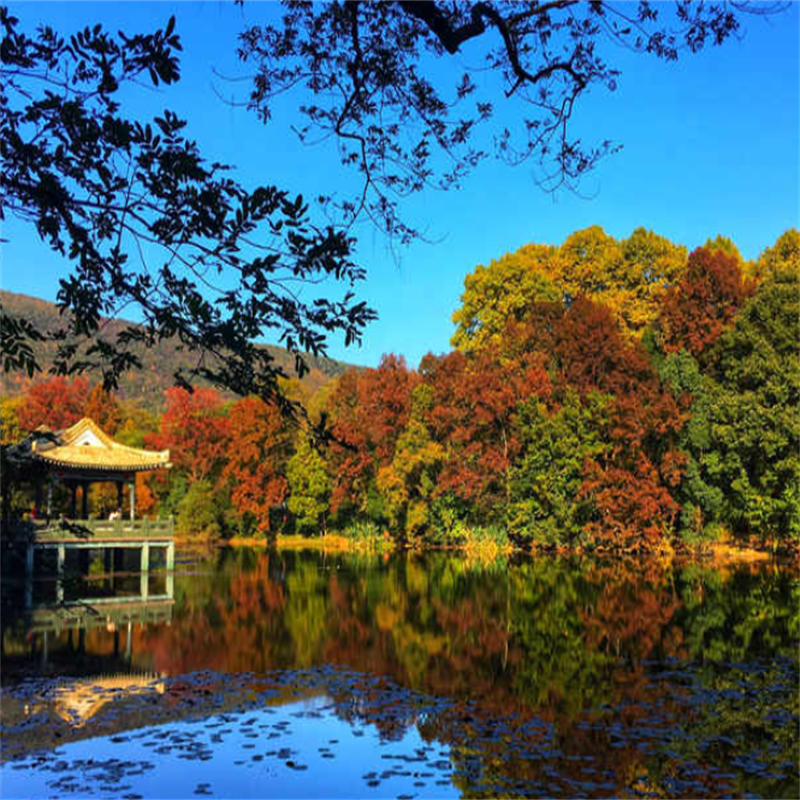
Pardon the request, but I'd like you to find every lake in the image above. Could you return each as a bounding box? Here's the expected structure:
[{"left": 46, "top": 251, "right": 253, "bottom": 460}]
[{"left": 1, "top": 547, "right": 797, "bottom": 799}]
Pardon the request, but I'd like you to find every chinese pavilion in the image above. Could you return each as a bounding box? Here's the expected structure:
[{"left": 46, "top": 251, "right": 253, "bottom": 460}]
[{"left": 7, "top": 417, "right": 171, "bottom": 521}]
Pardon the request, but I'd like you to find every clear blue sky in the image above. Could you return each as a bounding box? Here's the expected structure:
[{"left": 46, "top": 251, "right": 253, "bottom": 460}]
[{"left": 3, "top": 1, "right": 799, "bottom": 369}]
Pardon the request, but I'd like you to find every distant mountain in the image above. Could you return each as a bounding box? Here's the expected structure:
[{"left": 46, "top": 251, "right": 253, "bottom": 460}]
[{"left": 0, "top": 290, "right": 357, "bottom": 411}]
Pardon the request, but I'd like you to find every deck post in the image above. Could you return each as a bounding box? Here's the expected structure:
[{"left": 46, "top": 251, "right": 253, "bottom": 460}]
[
  {"left": 166, "top": 540, "right": 175, "bottom": 570},
  {"left": 24, "top": 544, "right": 34, "bottom": 608},
  {"left": 140, "top": 543, "right": 150, "bottom": 600},
  {"left": 125, "top": 620, "right": 132, "bottom": 660},
  {"left": 140, "top": 570, "right": 149, "bottom": 601},
  {"left": 56, "top": 544, "right": 65, "bottom": 604},
  {"left": 140, "top": 542, "right": 150, "bottom": 572}
]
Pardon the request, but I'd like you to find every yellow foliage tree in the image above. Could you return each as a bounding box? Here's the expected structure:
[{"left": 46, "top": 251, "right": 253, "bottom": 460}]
[{"left": 452, "top": 226, "right": 688, "bottom": 348}]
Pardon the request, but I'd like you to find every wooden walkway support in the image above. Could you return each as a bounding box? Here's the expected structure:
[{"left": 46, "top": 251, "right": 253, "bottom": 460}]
[{"left": 8, "top": 518, "right": 175, "bottom": 608}]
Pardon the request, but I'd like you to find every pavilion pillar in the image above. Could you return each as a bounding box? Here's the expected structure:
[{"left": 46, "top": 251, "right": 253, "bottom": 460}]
[
  {"left": 81, "top": 482, "right": 89, "bottom": 520},
  {"left": 46, "top": 480, "right": 53, "bottom": 519},
  {"left": 116, "top": 481, "right": 124, "bottom": 513},
  {"left": 34, "top": 481, "right": 42, "bottom": 517},
  {"left": 70, "top": 484, "right": 77, "bottom": 519},
  {"left": 129, "top": 480, "right": 136, "bottom": 521}
]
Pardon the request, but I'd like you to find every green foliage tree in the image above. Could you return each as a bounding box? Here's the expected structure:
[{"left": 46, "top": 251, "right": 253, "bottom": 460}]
[
  {"left": 175, "top": 479, "right": 226, "bottom": 541},
  {"left": 287, "top": 432, "right": 331, "bottom": 534},
  {"left": 665, "top": 258, "right": 800, "bottom": 543},
  {"left": 508, "top": 391, "right": 611, "bottom": 546}
]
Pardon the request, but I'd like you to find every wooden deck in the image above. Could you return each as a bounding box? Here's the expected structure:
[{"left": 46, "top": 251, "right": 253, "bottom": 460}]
[{"left": 7, "top": 517, "right": 174, "bottom": 544}]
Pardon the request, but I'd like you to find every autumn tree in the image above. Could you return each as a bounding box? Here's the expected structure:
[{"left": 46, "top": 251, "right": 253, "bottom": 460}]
[
  {"left": 421, "top": 342, "right": 552, "bottom": 525},
  {"left": 147, "top": 387, "right": 229, "bottom": 482},
  {"left": 84, "top": 384, "right": 122, "bottom": 434},
  {"left": 16, "top": 376, "right": 90, "bottom": 432},
  {"left": 657, "top": 246, "right": 755, "bottom": 360},
  {"left": 377, "top": 384, "right": 444, "bottom": 538},
  {"left": 223, "top": 395, "right": 293, "bottom": 534},
  {"left": 0, "top": 397, "right": 23, "bottom": 445},
  {"left": 490, "top": 296, "right": 685, "bottom": 548},
  {"left": 751, "top": 227, "right": 800, "bottom": 282},
  {"left": 326, "top": 355, "right": 417, "bottom": 522},
  {"left": 453, "top": 226, "right": 687, "bottom": 350}
]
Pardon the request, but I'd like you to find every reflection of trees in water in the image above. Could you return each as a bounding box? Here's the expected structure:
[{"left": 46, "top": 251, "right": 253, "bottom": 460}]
[
  {"left": 134, "top": 551, "right": 798, "bottom": 701},
  {"left": 3, "top": 549, "right": 796, "bottom": 796},
  {"left": 132, "top": 552, "right": 795, "bottom": 796}
]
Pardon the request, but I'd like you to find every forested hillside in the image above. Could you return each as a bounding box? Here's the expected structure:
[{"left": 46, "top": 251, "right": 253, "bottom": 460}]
[{"left": 0, "top": 291, "right": 355, "bottom": 411}]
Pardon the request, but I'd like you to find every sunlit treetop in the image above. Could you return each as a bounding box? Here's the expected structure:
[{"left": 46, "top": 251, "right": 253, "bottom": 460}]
[
  {"left": 452, "top": 225, "right": 687, "bottom": 350},
  {"left": 752, "top": 227, "right": 800, "bottom": 281}
]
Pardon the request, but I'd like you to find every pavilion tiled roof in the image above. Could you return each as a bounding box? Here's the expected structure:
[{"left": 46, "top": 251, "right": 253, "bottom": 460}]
[{"left": 27, "top": 418, "right": 171, "bottom": 473}]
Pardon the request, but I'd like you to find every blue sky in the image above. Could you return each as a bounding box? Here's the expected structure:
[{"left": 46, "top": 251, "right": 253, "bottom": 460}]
[{"left": 3, "top": 1, "right": 799, "bottom": 369}]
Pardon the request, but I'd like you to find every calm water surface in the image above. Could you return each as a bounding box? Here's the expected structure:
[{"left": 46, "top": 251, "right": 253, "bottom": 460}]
[{"left": 1, "top": 548, "right": 797, "bottom": 798}]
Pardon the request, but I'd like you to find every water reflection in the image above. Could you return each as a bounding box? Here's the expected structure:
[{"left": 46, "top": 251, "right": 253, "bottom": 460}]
[{"left": 1, "top": 549, "right": 797, "bottom": 799}]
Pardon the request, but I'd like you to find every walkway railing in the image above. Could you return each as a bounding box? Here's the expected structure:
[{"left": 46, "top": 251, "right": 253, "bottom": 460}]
[{"left": 6, "top": 517, "right": 174, "bottom": 542}]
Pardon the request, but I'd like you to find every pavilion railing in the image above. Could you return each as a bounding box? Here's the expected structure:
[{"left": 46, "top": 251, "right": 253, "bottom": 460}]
[{"left": 5, "top": 517, "right": 174, "bottom": 541}]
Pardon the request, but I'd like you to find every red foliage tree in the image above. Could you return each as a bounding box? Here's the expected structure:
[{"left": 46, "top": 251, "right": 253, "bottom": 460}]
[
  {"left": 16, "top": 376, "right": 90, "bottom": 432},
  {"left": 422, "top": 345, "right": 552, "bottom": 518},
  {"left": 146, "top": 387, "right": 229, "bottom": 481},
  {"left": 326, "top": 354, "right": 417, "bottom": 516},
  {"left": 223, "top": 396, "right": 291, "bottom": 532},
  {"left": 659, "top": 246, "right": 755, "bottom": 359}
]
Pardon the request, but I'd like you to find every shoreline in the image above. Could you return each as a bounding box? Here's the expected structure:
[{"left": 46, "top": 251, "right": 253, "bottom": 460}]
[{"left": 215, "top": 534, "right": 795, "bottom": 565}]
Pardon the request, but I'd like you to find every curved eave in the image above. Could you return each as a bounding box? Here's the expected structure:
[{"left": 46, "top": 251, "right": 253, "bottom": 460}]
[{"left": 33, "top": 454, "right": 172, "bottom": 473}]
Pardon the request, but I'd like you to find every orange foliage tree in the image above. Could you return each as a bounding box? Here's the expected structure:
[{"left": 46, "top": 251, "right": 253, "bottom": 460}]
[
  {"left": 84, "top": 384, "right": 122, "bottom": 434},
  {"left": 223, "top": 396, "right": 292, "bottom": 533},
  {"left": 326, "top": 354, "right": 417, "bottom": 519},
  {"left": 421, "top": 344, "right": 552, "bottom": 520}
]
